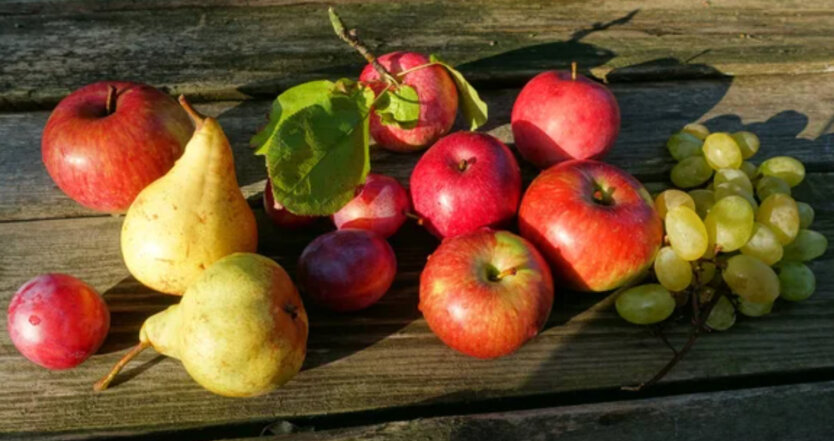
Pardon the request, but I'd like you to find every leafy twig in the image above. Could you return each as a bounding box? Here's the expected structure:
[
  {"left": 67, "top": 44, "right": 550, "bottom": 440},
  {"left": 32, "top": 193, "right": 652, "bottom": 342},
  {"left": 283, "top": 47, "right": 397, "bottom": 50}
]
[{"left": 328, "top": 8, "right": 400, "bottom": 86}]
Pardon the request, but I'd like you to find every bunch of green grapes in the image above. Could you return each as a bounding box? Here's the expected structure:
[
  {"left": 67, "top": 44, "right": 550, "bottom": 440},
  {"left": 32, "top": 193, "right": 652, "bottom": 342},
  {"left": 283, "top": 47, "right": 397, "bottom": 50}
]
[{"left": 616, "top": 123, "right": 828, "bottom": 330}]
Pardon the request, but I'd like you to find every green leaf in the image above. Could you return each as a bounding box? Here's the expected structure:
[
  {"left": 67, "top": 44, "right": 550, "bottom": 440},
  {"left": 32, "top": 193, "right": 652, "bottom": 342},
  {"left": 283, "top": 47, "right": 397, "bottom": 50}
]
[
  {"left": 375, "top": 84, "right": 420, "bottom": 129},
  {"left": 251, "top": 80, "right": 335, "bottom": 155},
  {"left": 430, "top": 54, "right": 488, "bottom": 131},
  {"left": 265, "top": 79, "right": 374, "bottom": 216}
]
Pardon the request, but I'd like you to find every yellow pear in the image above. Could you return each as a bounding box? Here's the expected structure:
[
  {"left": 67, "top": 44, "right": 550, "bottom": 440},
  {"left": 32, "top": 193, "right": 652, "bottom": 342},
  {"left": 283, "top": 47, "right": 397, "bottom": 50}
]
[
  {"left": 95, "top": 253, "right": 308, "bottom": 397},
  {"left": 121, "top": 96, "right": 257, "bottom": 295}
]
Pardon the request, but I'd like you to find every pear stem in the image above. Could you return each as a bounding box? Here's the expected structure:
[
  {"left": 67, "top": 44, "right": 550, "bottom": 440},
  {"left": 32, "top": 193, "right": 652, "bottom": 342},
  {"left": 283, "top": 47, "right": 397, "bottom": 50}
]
[
  {"left": 178, "top": 95, "right": 206, "bottom": 126},
  {"left": 105, "top": 85, "right": 118, "bottom": 115},
  {"left": 571, "top": 61, "right": 577, "bottom": 80},
  {"left": 328, "top": 7, "right": 400, "bottom": 87},
  {"left": 93, "top": 341, "right": 151, "bottom": 392}
]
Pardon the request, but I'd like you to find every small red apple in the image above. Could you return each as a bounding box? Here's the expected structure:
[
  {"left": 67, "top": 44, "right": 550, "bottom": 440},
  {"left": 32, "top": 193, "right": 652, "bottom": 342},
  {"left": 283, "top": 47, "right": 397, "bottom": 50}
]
[
  {"left": 419, "top": 229, "right": 554, "bottom": 359},
  {"left": 297, "top": 229, "right": 397, "bottom": 312},
  {"left": 519, "top": 160, "right": 662, "bottom": 292},
  {"left": 7, "top": 274, "right": 110, "bottom": 370},
  {"left": 332, "top": 173, "right": 411, "bottom": 238},
  {"left": 410, "top": 131, "right": 521, "bottom": 239},
  {"left": 360, "top": 52, "right": 458, "bottom": 152},
  {"left": 42, "top": 81, "right": 193, "bottom": 213},
  {"left": 511, "top": 70, "right": 620, "bottom": 169},
  {"left": 264, "top": 180, "right": 318, "bottom": 229}
]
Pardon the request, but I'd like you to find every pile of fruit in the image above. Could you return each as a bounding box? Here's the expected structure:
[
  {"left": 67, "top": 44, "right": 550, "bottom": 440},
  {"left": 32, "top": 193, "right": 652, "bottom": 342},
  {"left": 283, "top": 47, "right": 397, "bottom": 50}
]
[{"left": 6, "top": 9, "right": 827, "bottom": 397}]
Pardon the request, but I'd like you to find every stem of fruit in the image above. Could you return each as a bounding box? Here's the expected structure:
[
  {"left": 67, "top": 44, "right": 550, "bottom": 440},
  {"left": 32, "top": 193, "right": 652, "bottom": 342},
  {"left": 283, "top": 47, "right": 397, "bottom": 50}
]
[
  {"left": 493, "top": 267, "right": 518, "bottom": 281},
  {"left": 571, "top": 61, "right": 577, "bottom": 80},
  {"left": 404, "top": 211, "right": 424, "bottom": 226},
  {"left": 105, "top": 85, "right": 118, "bottom": 115},
  {"left": 622, "top": 288, "right": 723, "bottom": 392},
  {"left": 93, "top": 341, "right": 151, "bottom": 392},
  {"left": 328, "top": 8, "right": 400, "bottom": 87},
  {"left": 178, "top": 95, "right": 206, "bottom": 127}
]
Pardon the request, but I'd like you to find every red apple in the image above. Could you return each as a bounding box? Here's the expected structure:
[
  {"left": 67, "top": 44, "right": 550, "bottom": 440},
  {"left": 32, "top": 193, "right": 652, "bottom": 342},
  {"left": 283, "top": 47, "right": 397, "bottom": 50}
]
[
  {"left": 297, "top": 229, "right": 397, "bottom": 312},
  {"left": 360, "top": 52, "right": 458, "bottom": 152},
  {"left": 332, "top": 173, "right": 411, "bottom": 238},
  {"left": 419, "top": 229, "right": 554, "bottom": 359},
  {"left": 410, "top": 131, "right": 521, "bottom": 239},
  {"left": 519, "top": 160, "right": 662, "bottom": 292},
  {"left": 42, "top": 81, "right": 194, "bottom": 213},
  {"left": 264, "top": 180, "right": 318, "bottom": 229},
  {"left": 511, "top": 70, "right": 620, "bottom": 169},
  {"left": 7, "top": 274, "right": 110, "bottom": 370}
]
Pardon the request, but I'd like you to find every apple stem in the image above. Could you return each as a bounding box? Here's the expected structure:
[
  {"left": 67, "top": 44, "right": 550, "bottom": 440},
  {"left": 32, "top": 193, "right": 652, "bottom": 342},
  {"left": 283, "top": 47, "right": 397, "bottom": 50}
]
[
  {"left": 404, "top": 211, "right": 425, "bottom": 226},
  {"left": 493, "top": 267, "right": 518, "bottom": 281},
  {"left": 328, "top": 8, "right": 400, "bottom": 87},
  {"left": 458, "top": 159, "right": 469, "bottom": 172},
  {"left": 178, "top": 95, "right": 206, "bottom": 127},
  {"left": 105, "top": 85, "right": 118, "bottom": 115},
  {"left": 571, "top": 61, "right": 577, "bottom": 80},
  {"left": 93, "top": 340, "right": 151, "bottom": 392}
]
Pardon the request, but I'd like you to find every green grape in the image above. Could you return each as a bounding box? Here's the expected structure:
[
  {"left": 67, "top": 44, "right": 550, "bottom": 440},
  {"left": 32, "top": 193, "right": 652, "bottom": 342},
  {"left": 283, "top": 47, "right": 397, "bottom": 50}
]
[
  {"left": 714, "top": 182, "right": 758, "bottom": 211},
  {"left": 706, "top": 295, "right": 736, "bottom": 331},
  {"left": 704, "top": 195, "right": 755, "bottom": 252},
  {"left": 778, "top": 262, "right": 816, "bottom": 302},
  {"left": 755, "top": 176, "right": 791, "bottom": 201},
  {"left": 797, "top": 201, "right": 814, "bottom": 229},
  {"left": 757, "top": 193, "right": 800, "bottom": 245},
  {"left": 654, "top": 189, "right": 696, "bottom": 219},
  {"left": 732, "top": 131, "right": 760, "bottom": 159},
  {"left": 758, "top": 156, "right": 805, "bottom": 187},
  {"left": 740, "top": 222, "right": 783, "bottom": 265},
  {"left": 737, "top": 297, "right": 774, "bottom": 317},
  {"left": 615, "top": 284, "right": 676, "bottom": 325},
  {"left": 740, "top": 161, "right": 758, "bottom": 180},
  {"left": 723, "top": 254, "right": 780, "bottom": 303},
  {"left": 671, "top": 156, "right": 713, "bottom": 188},
  {"left": 782, "top": 229, "right": 828, "bottom": 261},
  {"left": 666, "top": 206, "right": 709, "bottom": 260},
  {"left": 666, "top": 132, "right": 703, "bottom": 161},
  {"left": 688, "top": 189, "right": 715, "bottom": 218},
  {"left": 654, "top": 246, "right": 693, "bottom": 292},
  {"left": 703, "top": 133, "right": 743, "bottom": 170},
  {"left": 714, "top": 168, "right": 753, "bottom": 193},
  {"left": 683, "top": 123, "right": 710, "bottom": 140},
  {"left": 695, "top": 261, "right": 717, "bottom": 285}
]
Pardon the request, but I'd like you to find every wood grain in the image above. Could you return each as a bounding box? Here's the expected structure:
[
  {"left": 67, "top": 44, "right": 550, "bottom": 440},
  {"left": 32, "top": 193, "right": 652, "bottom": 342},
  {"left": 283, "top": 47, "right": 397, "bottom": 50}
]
[
  {"left": 3, "top": 1, "right": 834, "bottom": 109},
  {"left": 4, "top": 73, "right": 834, "bottom": 222},
  {"left": 0, "top": 187, "right": 831, "bottom": 438},
  {"left": 253, "top": 381, "right": 834, "bottom": 441}
]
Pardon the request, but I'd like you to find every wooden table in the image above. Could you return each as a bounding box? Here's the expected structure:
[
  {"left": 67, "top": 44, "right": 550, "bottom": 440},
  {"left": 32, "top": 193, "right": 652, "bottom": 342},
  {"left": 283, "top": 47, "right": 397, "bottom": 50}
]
[{"left": 2, "top": 1, "right": 834, "bottom": 439}]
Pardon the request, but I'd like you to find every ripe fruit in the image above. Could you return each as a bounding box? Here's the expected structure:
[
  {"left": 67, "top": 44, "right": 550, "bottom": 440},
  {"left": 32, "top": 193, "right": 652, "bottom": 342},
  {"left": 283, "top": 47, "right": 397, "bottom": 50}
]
[
  {"left": 665, "top": 206, "right": 709, "bottom": 261},
  {"left": 511, "top": 70, "right": 620, "bottom": 168},
  {"left": 95, "top": 253, "right": 307, "bottom": 397},
  {"left": 519, "top": 160, "right": 662, "bottom": 292},
  {"left": 360, "top": 52, "right": 458, "bottom": 151},
  {"left": 654, "top": 246, "right": 693, "bottom": 292},
  {"left": 8, "top": 274, "right": 109, "bottom": 370},
  {"left": 759, "top": 156, "right": 805, "bottom": 187},
  {"left": 332, "top": 173, "right": 411, "bottom": 238},
  {"left": 121, "top": 97, "right": 257, "bottom": 295},
  {"left": 757, "top": 193, "right": 800, "bottom": 245},
  {"left": 778, "top": 262, "right": 816, "bottom": 302},
  {"left": 419, "top": 230, "right": 553, "bottom": 359},
  {"left": 42, "top": 81, "right": 193, "bottom": 213},
  {"left": 703, "top": 133, "right": 743, "bottom": 170},
  {"left": 264, "top": 180, "right": 318, "bottom": 230},
  {"left": 704, "top": 195, "right": 755, "bottom": 252},
  {"left": 615, "top": 284, "right": 675, "bottom": 325},
  {"left": 410, "top": 131, "right": 521, "bottom": 239},
  {"left": 297, "top": 229, "right": 397, "bottom": 312},
  {"left": 722, "top": 255, "right": 780, "bottom": 304}
]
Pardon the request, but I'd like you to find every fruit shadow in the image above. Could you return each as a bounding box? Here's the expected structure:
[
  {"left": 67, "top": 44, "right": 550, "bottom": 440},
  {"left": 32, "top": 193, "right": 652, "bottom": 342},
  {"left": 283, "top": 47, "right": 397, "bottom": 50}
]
[{"left": 99, "top": 276, "right": 179, "bottom": 354}]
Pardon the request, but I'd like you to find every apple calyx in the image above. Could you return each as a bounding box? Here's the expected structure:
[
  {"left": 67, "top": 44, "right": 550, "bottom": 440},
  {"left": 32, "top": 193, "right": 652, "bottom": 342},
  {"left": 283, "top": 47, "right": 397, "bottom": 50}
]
[
  {"left": 177, "top": 95, "right": 206, "bottom": 128},
  {"left": 105, "top": 85, "right": 118, "bottom": 115},
  {"left": 93, "top": 340, "right": 151, "bottom": 391}
]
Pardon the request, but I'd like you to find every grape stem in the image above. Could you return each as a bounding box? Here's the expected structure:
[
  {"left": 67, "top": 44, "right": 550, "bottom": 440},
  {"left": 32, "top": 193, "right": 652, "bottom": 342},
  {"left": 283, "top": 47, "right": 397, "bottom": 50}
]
[{"left": 622, "top": 289, "right": 724, "bottom": 392}]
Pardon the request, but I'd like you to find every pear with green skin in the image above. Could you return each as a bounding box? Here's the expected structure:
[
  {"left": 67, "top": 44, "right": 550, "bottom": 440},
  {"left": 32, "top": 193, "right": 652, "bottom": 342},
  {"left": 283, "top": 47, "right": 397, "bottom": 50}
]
[
  {"left": 121, "top": 96, "right": 257, "bottom": 295},
  {"left": 95, "top": 253, "right": 308, "bottom": 397}
]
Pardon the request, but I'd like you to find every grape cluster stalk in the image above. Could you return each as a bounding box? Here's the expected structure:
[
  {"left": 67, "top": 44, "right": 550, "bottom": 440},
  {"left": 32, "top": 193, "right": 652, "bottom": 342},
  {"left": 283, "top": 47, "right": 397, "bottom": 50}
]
[{"left": 618, "top": 123, "right": 828, "bottom": 390}]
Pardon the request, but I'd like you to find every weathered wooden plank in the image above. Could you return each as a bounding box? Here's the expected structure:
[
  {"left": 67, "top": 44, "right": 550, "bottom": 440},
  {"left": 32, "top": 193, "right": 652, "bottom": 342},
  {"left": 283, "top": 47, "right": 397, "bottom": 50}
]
[
  {"left": 3, "top": 1, "right": 834, "bottom": 108},
  {"left": 252, "top": 381, "right": 834, "bottom": 441},
  {"left": 3, "top": 73, "right": 834, "bottom": 222},
  {"left": 0, "top": 185, "right": 831, "bottom": 438}
]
